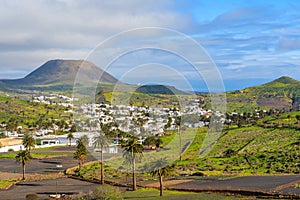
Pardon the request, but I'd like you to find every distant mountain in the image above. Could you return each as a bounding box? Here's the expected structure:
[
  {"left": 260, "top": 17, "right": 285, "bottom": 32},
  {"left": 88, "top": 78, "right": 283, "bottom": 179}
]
[
  {"left": 227, "top": 76, "right": 300, "bottom": 112},
  {"left": 135, "top": 85, "right": 187, "bottom": 95},
  {"left": 0, "top": 59, "right": 119, "bottom": 92}
]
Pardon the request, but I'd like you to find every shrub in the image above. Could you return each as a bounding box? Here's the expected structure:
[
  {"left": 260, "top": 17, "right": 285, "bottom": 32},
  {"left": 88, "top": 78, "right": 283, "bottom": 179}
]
[
  {"left": 75, "top": 185, "right": 123, "bottom": 200},
  {"left": 74, "top": 168, "right": 81, "bottom": 176},
  {"left": 294, "top": 183, "right": 300, "bottom": 188},
  {"left": 25, "top": 193, "right": 40, "bottom": 200}
]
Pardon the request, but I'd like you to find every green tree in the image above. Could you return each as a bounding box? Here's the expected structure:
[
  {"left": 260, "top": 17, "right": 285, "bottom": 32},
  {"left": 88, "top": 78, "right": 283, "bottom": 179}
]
[
  {"left": 16, "top": 150, "right": 32, "bottom": 180},
  {"left": 100, "top": 122, "right": 115, "bottom": 139},
  {"left": 296, "top": 115, "right": 300, "bottom": 124},
  {"left": 80, "top": 135, "right": 89, "bottom": 147},
  {"left": 67, "top": 133, "right": 74, "bottom": 147},
  {"left": 150, "top": 158, "right": 172, "bottom": 196},
  {"left": 143, "top": 136, "right": 156, "bottom": 148},
  {"left": 74, "top": 139, "right": 87, "bottom": 172},
  {"left": 93, "top": 132, "right": 109, "bottom": 184},
  {"left": 22, "top": 134, "right": 36, "bottom": 152},
  {"left": 122, "top": 137, "right": 143, "bottom": 191},
  {"left": 70, "top": 124, "right": 77, "bottom": 132},
  {"left": 143, "top": 136, "right": 162, "bottom": 149}
]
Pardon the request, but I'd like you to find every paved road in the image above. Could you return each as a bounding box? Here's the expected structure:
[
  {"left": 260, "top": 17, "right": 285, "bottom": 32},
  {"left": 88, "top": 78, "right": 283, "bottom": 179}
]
[
  {"left": 0, "top": 177, "right": 100, "bottom": 200},
  {"left": 0, "top": 156, "right": 96, "bottom": 174},
  {"left": 169, "top": 175, "right": 300, "bottom": 196},
  {"left": 1, "top": 148, "right": 299, "bottom": 199}
]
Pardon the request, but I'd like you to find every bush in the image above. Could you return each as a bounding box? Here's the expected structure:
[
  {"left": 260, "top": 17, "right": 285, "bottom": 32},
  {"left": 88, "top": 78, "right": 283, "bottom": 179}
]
[
  {"left": 75, "top": 185, "right": 123, "bottom": 200},
  {"left": 74, "top": 168, "right": 81, "bottom": 176},
  {"left": 191, "top": 171, "right": 205, "bottom": 176},
  {"left": 25, "top": 193, "right": 40, "bottom": 200},
  {"left": 294, "top": 183, "right": 300, "bottom": 188}
]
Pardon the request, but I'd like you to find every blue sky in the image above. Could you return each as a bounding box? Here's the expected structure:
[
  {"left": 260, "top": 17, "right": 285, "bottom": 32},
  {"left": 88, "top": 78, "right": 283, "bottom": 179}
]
[{"left": 0, "top": 0, "right": 300, "bottom": 91}]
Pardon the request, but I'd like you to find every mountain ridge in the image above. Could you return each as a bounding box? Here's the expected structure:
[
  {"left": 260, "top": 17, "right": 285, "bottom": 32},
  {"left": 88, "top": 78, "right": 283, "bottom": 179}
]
[{"left": 0, "top": 59, "right": 119, "bottom": 92}]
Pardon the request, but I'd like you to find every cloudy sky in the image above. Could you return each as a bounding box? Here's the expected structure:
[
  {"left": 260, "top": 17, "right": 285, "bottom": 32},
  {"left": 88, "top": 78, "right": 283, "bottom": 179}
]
[{"left": 1, "top": 0, "right": 300, "bottom": 91}]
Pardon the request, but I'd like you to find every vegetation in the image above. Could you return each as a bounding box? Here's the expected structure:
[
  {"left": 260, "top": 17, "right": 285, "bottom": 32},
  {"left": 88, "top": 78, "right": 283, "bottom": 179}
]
[
  {"left": 294, "top": 183, "right": 300, "bottom": 188},
  {"left": 0, "top": 95, "right": 71, "bottom": 131},
  {"left": 15, "top": 150, "right": 32, "bottom": 180},
  {"left": 74, "top": 185, "right": 123, "bottom": 200},
  {"left": 25, "top": 193, "right": 40, "bottom": 200},
  {"left": 99, "top": 89, "right": 193, "bottom": 108},
  {"left": 0, "top": 151, "right": 70, "bottom": 159},
  {"left": 124, "top": 188, "right": 242, "bottom": 200},
  {"left": 150, "top": 158, "right": 173, "bottom": 196},
  {"left": 175, "top": 124, "right": 300, "bottom": 175},
  {"left": 0, "top": 180, "right": 16, "bottom": 189},
  {"left": 122, "top": 137, "right": 144, "bottom": 191},
  {"left": 65, "top": 110, "right": 299, "bottom": 198},
  {"left": 143, "top": 136, "right": 162, "bottom": 149},
  {"left": 74, "top": 137, "right": 88, "bottom": 172},
  {"left": 22, "top": 134, "right": 36, "bottom": 152},
  {"left": 225, "top": 76, "right": 300, "bottom": 113},
  {"left": 2, "top": 74, "right": 300, "bottom": 198},
  {"left": 67, "top": 132, "right": 74, "bottom": 146},
  {"left": 93, "top": 131, "right": 109, "bottom": 184}
]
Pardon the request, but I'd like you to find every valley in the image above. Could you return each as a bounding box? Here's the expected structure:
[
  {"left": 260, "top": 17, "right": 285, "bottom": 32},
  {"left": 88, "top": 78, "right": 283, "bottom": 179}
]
[{"left": 0, "top": 60, "right": 299, "bottom": 199}]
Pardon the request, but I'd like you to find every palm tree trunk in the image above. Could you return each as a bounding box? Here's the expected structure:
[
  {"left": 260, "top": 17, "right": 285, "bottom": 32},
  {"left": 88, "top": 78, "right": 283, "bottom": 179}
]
[
  {"left": 178, "top": 126, "right": 182, "bottom": 161},
  {"left": 22, "top": 163, "right": 25, "bottom": 180},
  {"left": 133, "top": 157, "right": 137, "bottom": 191},
  {"left": 69, "top": 139, "right": 71, "bottom": 146},
  {"left": 79, "top": 160, "right": 82, "bottom": 171},
  {"left": 101, "top": 148, "right": 104, "bottom": 184},
  {"left": 159, "top": 175, "right": 163, "bottom": 196}
]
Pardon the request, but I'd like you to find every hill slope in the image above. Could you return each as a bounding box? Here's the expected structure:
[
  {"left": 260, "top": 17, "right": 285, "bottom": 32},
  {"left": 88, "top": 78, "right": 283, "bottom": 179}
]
[
  {"left": 135, "top": 85, "right": 187, "bottom": 95},
  {"left": 226, "top": 76, "right": 300, "bottom": 112},
  {"left": 0, "top": 59, "right": 119, "bottom": 92},
  {"left": 182, "top": 125, "right": 300, "bottom": 175}
]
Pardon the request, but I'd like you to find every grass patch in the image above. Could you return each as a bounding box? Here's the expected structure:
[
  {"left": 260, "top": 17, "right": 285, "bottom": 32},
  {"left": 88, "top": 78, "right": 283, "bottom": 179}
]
[
  {"left": 293, "top": 183, "right": 300, "bottom": 188},
  {"left": 0, "top": 180, "right": 16, "bottom": 189},
  {"left": 0, "top": 152, "right": 70, "bottom": 159},
  {"left": 124, "top": 188, "right": 241, "bottom": 200}
]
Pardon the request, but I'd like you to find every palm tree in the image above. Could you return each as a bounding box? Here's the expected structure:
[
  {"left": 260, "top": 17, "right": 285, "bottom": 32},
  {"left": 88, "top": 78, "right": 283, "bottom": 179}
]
[
  {"left": 22, "top": 134, "right": 35, "bottom": 152},
  {"left": 150, "top": 158, "right": 172, "bottom": 196},
  {"left": 80, "top": 135, "right": 89, "bottom": 147},
  {"left": 16, "top": 150, "right": 32, "bottom": 180},
  {"left": 93, "top": 132, "right": 109, "bottom": 184},
  {"left": 73, "top": 139, "right": 87, "bottom": 172},
  {"left": 174, "top": 116, "right": 182, "bottom": 161},
  {"left": 67, "top": 133, "right": 74, "bottom": 147},
  {"left": 122, "top": 137, "right": 143, "bottom": 191}
]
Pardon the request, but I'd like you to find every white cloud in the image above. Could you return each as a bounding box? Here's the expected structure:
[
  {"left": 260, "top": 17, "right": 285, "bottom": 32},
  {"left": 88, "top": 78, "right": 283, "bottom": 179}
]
[
  {"left": 1, "top": 1, "right": 300, "bottom": 90},
  {"left": 0, "top": 0, "right": 193, "bottom": 77}
]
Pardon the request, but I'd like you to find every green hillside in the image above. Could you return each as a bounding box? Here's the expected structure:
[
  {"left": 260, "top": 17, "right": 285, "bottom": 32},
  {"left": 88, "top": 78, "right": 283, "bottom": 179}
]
[
  {"left": 135, "top": 85, "right": 188, "bottom": 95},
  {"left": 176, "top": 112, "right": 300, "bottom": 175},
  {"left": 226, "top": 76, "right": 300, "bottom": 113},
  {"left": 97, "top": 89, "right": 193, "bottom": 108},
  {"left": 0, "top": 95, "right": 71, "bottom": 131}
]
